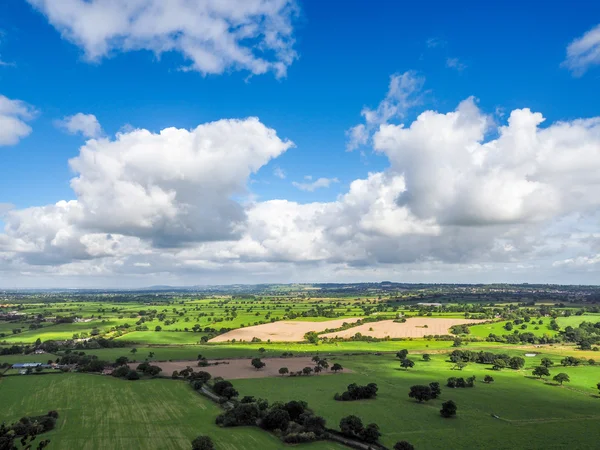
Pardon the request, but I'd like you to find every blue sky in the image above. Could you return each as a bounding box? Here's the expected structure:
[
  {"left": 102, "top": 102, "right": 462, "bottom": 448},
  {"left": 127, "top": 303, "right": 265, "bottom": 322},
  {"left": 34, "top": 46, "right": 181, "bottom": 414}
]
[{"left": 1, "top": 0, "right": 600, "bottom": 287}]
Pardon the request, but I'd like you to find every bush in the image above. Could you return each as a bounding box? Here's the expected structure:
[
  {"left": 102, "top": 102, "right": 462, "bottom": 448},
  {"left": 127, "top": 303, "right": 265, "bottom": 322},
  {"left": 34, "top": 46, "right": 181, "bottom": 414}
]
[
  {"left": 334, "top": 383, "right": 378, "bottom": 401},
  {"left": 191, "top": 435, "right": 214, "bottom": 450},
  {"left": 126, "top": 370, "right": 140, "bottom": 380},
  {"left": 440, "top": 400, "right": 457, "bottom": 418}
]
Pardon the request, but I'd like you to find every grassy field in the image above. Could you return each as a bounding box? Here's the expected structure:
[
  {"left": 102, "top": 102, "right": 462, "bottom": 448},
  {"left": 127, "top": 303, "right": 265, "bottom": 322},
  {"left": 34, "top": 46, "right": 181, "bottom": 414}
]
[
  {"left": 233, "top": 353, "right": 600, "bottom": 449},
  {"left": 0, "top": 373, "right": 344, "bottom": 450}
]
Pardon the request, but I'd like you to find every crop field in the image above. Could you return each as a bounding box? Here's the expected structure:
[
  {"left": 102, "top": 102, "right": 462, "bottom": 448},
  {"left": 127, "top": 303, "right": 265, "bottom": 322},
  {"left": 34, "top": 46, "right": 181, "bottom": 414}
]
[{"left": 0, "top": 374, "right": 343, "bottom": 450}]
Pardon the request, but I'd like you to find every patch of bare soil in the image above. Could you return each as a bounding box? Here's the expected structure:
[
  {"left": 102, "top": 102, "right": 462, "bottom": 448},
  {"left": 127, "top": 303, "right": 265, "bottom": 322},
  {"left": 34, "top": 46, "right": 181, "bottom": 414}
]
[
  {"left": 320, "top": 317, "right": 487, "bottom": 339},
  {"left": 132, "top": 357, "right": 350, "bottom": 380},
  {"left": 209, "top": 318, "right": 362, "bottom": 343}
]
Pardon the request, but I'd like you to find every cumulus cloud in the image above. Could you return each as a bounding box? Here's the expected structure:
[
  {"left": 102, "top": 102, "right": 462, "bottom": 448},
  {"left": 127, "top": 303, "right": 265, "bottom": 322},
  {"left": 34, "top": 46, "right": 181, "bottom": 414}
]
[
  {"left": 3, "top": 88, "right": 600, "bottom": 285},
  {"left": 563, "top": 23, "right": 600, "bottom": 76},
  {"left": 346, "top": 71, "right": 425, "bottom": 150},
  {"left": 57, "top": 113, "right": 102, "bottom": 138},
  {"left": 0, "top": 117, "right": 292, "bottom": 265},
  {"left": 0, "top": 95, "right": 36, "bottom": 146},
  {"left": 292, "top": 177, "right": 339, "bottom": 192},
  {"left": 26, "top": 0, "right": 299, "bottom": 77}
]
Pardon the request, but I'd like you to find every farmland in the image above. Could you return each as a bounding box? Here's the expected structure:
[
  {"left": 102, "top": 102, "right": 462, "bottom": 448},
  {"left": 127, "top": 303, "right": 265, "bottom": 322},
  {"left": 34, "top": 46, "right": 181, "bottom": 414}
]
[{"left": 2, "top": 283, "right": 600, "bottom": 449}]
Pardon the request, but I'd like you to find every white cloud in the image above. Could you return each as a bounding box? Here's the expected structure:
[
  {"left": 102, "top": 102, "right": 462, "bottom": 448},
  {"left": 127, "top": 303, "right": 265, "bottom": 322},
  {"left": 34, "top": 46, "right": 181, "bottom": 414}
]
[
  {"left": 4, "top": 88, "right": 600, "bottom": 285},
  {"left": 273, "top": 166, "right": 286, "bottom": 179},
  {"left": 426, "top": 37, "right": 446, "bottom": 48},
  {"left": 292, "top": 177, "right": 339, "bottom": 192},
  {"left": 563, "top": 23, "right": 600, "bottom": 76},
  {"left": 57, "top": 113, "right": 102, "bottom": 138},
  {"left": 26, "top": 0, "right": 299, "bottom": 78},
  {"left": 0, "top": 95, "right": 36, "bottom": 146},
  {"left": 346, "top": 71, "right": 424, "bottom": 150},
  {"left": 446, "top": 57, "right": 467, "bottom": 71}
]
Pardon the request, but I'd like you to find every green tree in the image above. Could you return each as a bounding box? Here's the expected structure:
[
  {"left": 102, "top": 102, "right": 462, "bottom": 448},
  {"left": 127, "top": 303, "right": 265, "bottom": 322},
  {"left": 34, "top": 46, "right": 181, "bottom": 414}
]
[
  {"left": 553, "top": 373, "right": 570, "bottom": 385},
  {"left": 394, "top": 441, "right": 415, "bottom": 450},
  {"left": 408, "top": 385, "right": 433, "bottom": 402},
  {"left": 509, "top": 356, "right": 525, "bottom": 370},
  {"left": 302, "top": 366, "right": 313, "bottom": 375},
  {"left": 440, "top": 400, "right": 457, "bottom": 418},
  {"left": 540, "top": 357, "right": 554, "bottom": 368},
  {"left": 483, "top": 375, "right": 494, "bottom": 383},
  {"left": 396, "top": 349, "right": 409, "bottom": 359},
  {"left": 331, "top": 363, "right": 343, "bottom": 373},
  {"left": 339, "top": 415, "right": 363, "bottom": 438},
  {"left": 532, "top": 366, "right": 550, "bottom": 379},
  {"left": 251, "top": 358, "right": 266, "bottom": 370},
  {"left": 400, "top": 358, "right": 415, "bottom": 370},
  {"left": 278, "top": 367, "right": 289, "bottom": 376},
  {"left": 422, "top": 353, "right": 431, "bottom": 361},
  {"left": 130, "top": 348, "right": 137, "bottom": 355}
]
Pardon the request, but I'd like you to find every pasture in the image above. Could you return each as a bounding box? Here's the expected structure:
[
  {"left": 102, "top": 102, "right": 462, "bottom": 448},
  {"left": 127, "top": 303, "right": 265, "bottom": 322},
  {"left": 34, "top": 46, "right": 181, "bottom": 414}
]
[
  {"left": 0, "top": 373, "right": 343, "bottom": 450},
  {"left": 233, "top": 352, "right": 600, "bottom": 449}
]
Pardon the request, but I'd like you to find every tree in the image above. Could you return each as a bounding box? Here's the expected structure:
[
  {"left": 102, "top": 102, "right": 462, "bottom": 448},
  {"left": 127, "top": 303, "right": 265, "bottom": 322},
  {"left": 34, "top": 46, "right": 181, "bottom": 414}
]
[
  {"left": 440, "top": 400, "right": 457, "bottom": 418},
  {"left": 483, "top": 375, "right": 494, "bottom": 383},
  {"left": 541, "top": 357, "right": 554, "bottom": 368},
  {"left": 312, "top": 355, "right": 321, "bottom": 363},
  {"left": 130, "top": 348, "right": 137, "bottom": 355},
  {"left": 251, "top": 358, "right": 266, "bottom": 370},
  {"left": 318, "top": 359, "right": 329, "bottom": 370},
  {"left": 262, "top": 408, "right": 290, "bottom": 431},
  {"left": 191, "top": 435, "right": 215, "bottom": 450},
  {"left": 397, "top": 349, "right": 409, "bottom": 360},
  {"left": 394, "top": 442, "right": 415, "bottom": 450},
  {"left": 154, "top": 326, "right": 162, "bottom": 332},
  {"left": 408, "top": 385, "right": 433, "bottom": 402},
  {"left": 126, "top": 370, "right": 139, "bottom": 380},
  {"left": 509, "top": 356, "right": 525, "bottom": 370},
  {"left": 314, "top": 365, "right": 322, "bottom": 374},
  {"left": 331, "top": 363, "right": 343, "bottom": 373},
  {"left": 429, "top": 382, "right": 441, "bottom": 399},
  {"left": 362, "top": 423, "right": 381, "bottom": 443},
  {"left": 339, "top": 415, "right": 363, "bottom": 438},
  {"left": 278, "top": 367, "right": 289, "bottom": 376},
  {"left": 400, "top": 358, "right": 415, "bottom": 370},
  {"left": 171, "top": 370, "right": 179, "bottom": 379},
  {"left": 553, "top": 373, "right": 570, "bottom": 385},
  {"left": 454, "top": 361, "right": 467, "bottom": 371},
  {"left": 258, "top": 347, "right": 266, "bottom": 354},
  {"left": 532, "top": 366, "right": 550, "bottom": 379},
  {"left": 302, "top": 366, "right": 313, "bottom": 376},
  {"left": 492, "top": 360, "right": 506, "bottom": 371},
  {"left": 422, "top": 354, "right": 431, "bottom": 361}
]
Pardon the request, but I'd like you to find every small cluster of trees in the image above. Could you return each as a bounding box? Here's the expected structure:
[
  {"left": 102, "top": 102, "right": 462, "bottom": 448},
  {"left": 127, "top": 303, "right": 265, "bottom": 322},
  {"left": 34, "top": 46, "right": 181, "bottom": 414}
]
[
  {"left": 408, "top": 384, "right": 457, "bottom": 418},
  {"left": 397, "top": 349, "right": 415, "bottom": 370},
  {"left": 216, "top": 397, "right": 328, "bottom": 444},
  {"left": 0, "top": 411, "right": 58, "bottom": 450},
  {"left": 408, "top": 383, "right": 441, "bottom": 402},
  {"left": 531, "top": 366, "right": 571, "bottom": 385},
  {"left": 277, "top": 358, "right": 342, "bottom": 377},
  {"left": 191, "top": 435, "right": 214, "bottom": 450},
  {"left": 334, "top": 383, "right": 378, "bottom": 401},
  {"left": 447, "top": 376, "right": 476, "bottom": 388},
  {"left": 448, "top": 350, "right": 525, "bottom": 370},
  {"left": 339, "top": 415, "right": 381, "bottom": 444}
]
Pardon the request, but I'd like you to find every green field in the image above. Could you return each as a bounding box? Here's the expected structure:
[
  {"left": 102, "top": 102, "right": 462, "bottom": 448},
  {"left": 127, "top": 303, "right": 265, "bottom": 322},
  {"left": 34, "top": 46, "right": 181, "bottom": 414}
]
[
  {"left": 233, "top": 353, "right": 600, "bottom": 449},
  {"left": 0, "top": 374, "right": 343, "bottom": 450}
]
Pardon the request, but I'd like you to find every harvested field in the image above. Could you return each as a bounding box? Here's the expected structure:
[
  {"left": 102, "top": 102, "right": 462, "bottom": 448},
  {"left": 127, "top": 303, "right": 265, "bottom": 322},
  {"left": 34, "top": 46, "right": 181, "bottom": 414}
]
[
  {"left": 320, "top": 317, "right": 487, "bottom": 339},
  {"left": 133, "top": 357, "right": 351, "bottom": 380},
  {"left": 209, "top": 317, "right": 362, "bottom": 343}
]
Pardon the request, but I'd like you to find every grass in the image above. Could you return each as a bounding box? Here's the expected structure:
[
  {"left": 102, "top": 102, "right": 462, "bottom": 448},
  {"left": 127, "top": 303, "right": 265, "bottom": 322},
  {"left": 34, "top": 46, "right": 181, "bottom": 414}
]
[
  {"left": 232, "top": 353, "right": 600, "bottom": 449},
  {"left": 0, "top": 373, "right": 344, "bottom": 450}
]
